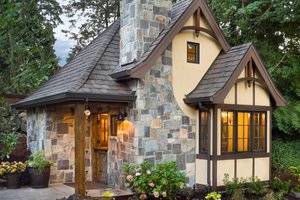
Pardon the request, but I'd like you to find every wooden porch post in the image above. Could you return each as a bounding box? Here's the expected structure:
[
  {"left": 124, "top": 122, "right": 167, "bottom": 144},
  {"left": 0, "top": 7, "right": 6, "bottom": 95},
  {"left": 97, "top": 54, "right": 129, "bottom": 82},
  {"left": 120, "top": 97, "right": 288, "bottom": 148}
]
[{"left": 74, "top": 103, "right": 86, "bottom": 195}]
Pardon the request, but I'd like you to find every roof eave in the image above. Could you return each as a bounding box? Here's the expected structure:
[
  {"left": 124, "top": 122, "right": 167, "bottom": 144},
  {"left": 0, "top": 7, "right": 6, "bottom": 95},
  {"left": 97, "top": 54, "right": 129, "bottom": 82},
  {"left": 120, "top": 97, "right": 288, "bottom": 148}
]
[
  {"left": 13, "top": 92, "right": 137, "bottom": 109},
  {"left": 183, "top": 96, "right": 213, "bottom": 105}
]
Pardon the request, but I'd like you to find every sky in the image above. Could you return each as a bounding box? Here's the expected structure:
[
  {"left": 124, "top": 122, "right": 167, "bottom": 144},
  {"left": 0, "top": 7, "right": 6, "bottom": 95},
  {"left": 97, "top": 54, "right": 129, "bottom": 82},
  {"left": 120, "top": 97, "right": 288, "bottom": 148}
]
[{"left": 53, "top": 0, "right": 76, "bottom": 66}]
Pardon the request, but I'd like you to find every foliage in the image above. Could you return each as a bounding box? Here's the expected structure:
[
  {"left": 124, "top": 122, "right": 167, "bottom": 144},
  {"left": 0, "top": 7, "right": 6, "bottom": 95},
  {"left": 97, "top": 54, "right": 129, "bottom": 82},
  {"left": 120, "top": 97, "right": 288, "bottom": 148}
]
[
  {"left": 232, "top": 189, "right": 245, "bottom": 200},
  {"left": 290, "top": 166, "right": 300, "bottom": 181},
  {"left": 0, "top": 0, "right": 62, "bottom": 94},
  {"left": 205, "top": 191, "right": 221, "bottom": 200},
  {"left": 246, "top": 176, "right": 266, "bottom": 196},
  {"left": 175, "top": 187, "right": 194, "bottom": 199},
  {"left": 101, "top": 191, "right": 114, "bottom": 197},
  {"left": 261, "top": 192, "right": 285, "bottom": 200},
  {"left": 291, "top": 184, "right": 300, "bottom": 193},
  {"left": 0, "top": 161, "right": 26, "bottom": 175},
  {"left": 271, "top": 177, "right": 291, "bottom": 195},
  {"left": 26, "top": 150, "right": 52, "bottom": 173},
  {"left": 205, "top": 0, "right": 300, "bottom": 136},
  {"left": 124, "top": 161, "right": 186, "bottom": 199},
  {"left": 223, "top": 173, "right": 245, "bottom": 196},
  {"left": 272, "top": 139, "right": 300, "bottom": 171},
  {"left": 0, "top": 97, "right": 19, "bottom": 160}
]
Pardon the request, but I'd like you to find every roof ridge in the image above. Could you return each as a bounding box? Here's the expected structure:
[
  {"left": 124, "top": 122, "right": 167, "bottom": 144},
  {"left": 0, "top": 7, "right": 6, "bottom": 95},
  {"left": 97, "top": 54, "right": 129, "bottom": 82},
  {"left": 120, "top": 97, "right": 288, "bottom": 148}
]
[{"left": 71, "top": 20, "right": 120, "bottom": 92}]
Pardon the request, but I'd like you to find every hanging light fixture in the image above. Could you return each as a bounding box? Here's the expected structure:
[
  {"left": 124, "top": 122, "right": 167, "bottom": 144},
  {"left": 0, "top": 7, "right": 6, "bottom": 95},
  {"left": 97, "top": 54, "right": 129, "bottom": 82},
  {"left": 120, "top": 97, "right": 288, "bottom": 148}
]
[{"left": 84, "top": 98, "right": 91, "bottom": 117}]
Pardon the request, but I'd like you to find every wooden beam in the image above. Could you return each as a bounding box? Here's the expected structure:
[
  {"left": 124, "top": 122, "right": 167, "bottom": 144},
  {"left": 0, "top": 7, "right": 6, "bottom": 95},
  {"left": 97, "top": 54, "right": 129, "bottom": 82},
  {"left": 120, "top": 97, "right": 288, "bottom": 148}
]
[
  {"left": 181, "top": 26, "right": 217, "bottom": 40},
  {"left": 74, "top": 103, "right": 86, "bottom": 195}
]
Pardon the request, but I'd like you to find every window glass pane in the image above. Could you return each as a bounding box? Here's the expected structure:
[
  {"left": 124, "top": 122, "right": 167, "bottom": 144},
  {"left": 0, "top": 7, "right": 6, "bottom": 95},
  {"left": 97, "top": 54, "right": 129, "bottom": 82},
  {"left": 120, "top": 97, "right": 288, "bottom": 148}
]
[
  {"left": 253, "top": 112, "right": 266, "bottom": 151},
  {"left": 199, "top": 112, "right": 208, "bottom": 153},
  {"left": 237, "top": 112, "right": 250, "bottom": 152},
  {"left": 187, "top": 42, "right": 199, "bottom": 63},
  {"left": 221, "top": 111, "right": 234, "bottom": 153}
]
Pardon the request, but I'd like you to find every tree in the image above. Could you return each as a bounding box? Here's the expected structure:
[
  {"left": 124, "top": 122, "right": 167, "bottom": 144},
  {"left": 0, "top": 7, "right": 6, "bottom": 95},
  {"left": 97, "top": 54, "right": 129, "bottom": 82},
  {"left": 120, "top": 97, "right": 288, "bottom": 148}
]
[
  {"left": 205, "top": 0, "right": 300, "bottom": 135},
  {"left": 0, "top": 97, "right": 19, "bottom": 160},
  {"left": 63, "top": 0, "right": 120, "bottom": 60},
  {"left": 0, "top": 0, "right": 62, "bottom": 94}
]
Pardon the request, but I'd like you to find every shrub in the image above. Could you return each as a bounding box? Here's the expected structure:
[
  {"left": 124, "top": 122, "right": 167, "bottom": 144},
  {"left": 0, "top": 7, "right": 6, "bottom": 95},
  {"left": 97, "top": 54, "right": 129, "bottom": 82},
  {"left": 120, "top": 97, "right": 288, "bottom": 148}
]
[
  {"left": 124, "top": 161, "right": 186, "bottom": 199},
  {"left": 246, "top": 176, "right": 266, "bottom": 196},
  {"left": 289, "top": 166, "right": 300, "bottom": 181},
  {"left": 232, "top": 189, "right": 245, "bottom": 200},
  {"left": 292, "top": 184, "right": 300, "bottom": 192},
  {"left": 271, "top": 177, "right": 291, "bottom": 195},
  {"left": 205, "top": 191, "right": 221, "bottom": 200},
  {"left": 26, "top": 150, "right": 52, "bottom": 173},
  {"left": 272, "top": 139, "right": 300, "bottom": 172},
  {"left": 223, "top": 173, "right": 245, "bottom": 197}
]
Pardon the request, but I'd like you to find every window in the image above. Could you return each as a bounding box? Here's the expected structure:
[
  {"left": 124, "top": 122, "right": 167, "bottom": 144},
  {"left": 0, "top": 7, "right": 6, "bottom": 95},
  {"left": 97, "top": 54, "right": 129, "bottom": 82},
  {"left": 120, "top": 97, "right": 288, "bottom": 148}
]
[
  {"left": 221, "top": 111, "right": 266, "bottom": 154},
  {"left": 187, "top": 42, "right": 199, "bottom": 63},
  {"left": 99, "top": 113, "right": 109, "bottom": 150},
  {"left": 199, "top": 111, "right": 209, "bottom": 153}
]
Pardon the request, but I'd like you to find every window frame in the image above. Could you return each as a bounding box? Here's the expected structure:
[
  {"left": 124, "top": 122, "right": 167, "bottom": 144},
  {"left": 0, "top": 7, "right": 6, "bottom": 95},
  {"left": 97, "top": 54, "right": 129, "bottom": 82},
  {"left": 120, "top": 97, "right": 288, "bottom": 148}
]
[
  {"left": 221, "top": 110, "right": 267, "bottom": 154},
  {"left": 187, "top": 42, "right": 200, "bottom": 64}
]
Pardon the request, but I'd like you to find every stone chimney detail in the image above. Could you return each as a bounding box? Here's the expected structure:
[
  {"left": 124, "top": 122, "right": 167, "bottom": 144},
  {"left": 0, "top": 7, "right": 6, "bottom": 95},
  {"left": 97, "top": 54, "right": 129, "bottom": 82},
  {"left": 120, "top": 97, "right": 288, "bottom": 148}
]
[{"left": 120, "top": 0, "right": 172, "bottom": 65}]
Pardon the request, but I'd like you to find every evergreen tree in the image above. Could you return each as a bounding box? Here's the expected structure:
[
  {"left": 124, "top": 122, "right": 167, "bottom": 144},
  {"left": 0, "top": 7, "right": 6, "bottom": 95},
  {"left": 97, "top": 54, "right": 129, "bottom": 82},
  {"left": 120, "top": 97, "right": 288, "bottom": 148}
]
[{"left": 0, "top": 0, "right": 62, "bottom": 94}]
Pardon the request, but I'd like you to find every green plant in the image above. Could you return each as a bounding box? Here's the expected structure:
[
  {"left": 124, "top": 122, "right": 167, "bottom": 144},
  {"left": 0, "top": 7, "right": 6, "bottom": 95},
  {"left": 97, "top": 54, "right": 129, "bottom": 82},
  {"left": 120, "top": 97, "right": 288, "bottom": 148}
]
[
  {"left": 246, "top": 176, "right": 266, "bottom": 196},
  {"left": 232, "top": 189, "right": 245, "bottom": 200},
  {"left": 289, "top": 166, "right": 300, "bottom": 181},
  {"left": 124, "top": 161, "right": 186, "bottom": 199},
  {"left": 292, "top": 184, "right": 300, "bottom": 192},
  {"left": 26, "top": 150, "right": 52, "bottom": 173},
  {"left": 0, "top": 97, "right": 19, "bottom": 160},
  {"left": 272, "top": 177, "right": 291, "bottom": 195},
  {"left": 0, "top": 161, "right": 26, "bottom": 175},
  {"left": 205, "top": 191, "right": 221, "bottom": 200},
  {"left": 272, "top": 139, "right": 300, "bottom": 172},
  {"left": 223, "top": 173, "right": 245, "bottom": 196}
]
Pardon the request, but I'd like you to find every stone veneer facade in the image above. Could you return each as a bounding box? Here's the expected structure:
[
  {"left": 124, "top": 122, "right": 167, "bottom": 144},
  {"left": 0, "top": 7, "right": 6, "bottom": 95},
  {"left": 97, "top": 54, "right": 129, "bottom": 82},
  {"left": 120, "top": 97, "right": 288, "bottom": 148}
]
[
  {"left": 108, "top": 45, "right": 197, "bottom": 187},
  {"left": 27, "top": 106, "right": 92, "bottom": 184},
  {"left": 120, "top": 0, "right": 172, "bottom": 64}
]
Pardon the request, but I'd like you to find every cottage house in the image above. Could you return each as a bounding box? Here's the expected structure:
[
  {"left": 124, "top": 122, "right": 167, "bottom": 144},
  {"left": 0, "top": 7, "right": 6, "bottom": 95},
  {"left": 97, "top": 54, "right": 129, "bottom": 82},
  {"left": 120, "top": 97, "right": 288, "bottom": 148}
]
[{"left": 14, "top": 0, "right": 285, "bottom": 194}]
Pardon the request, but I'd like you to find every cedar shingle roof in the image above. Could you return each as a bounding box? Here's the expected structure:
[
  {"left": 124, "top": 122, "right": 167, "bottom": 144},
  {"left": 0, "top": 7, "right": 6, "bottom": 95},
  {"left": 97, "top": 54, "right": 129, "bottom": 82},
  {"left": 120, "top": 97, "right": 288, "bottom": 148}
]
[
  {"left": 185, "top": 43, "right": 252, "bottom": 102},
  {"left": 15, "top": 20, "right": 135, "bottom": 108}
]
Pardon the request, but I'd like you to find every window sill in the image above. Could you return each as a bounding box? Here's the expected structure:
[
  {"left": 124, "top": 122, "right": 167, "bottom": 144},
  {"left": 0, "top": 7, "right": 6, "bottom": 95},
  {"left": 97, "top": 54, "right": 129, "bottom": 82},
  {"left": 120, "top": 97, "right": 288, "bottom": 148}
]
[{"left": 196, "top": 152, "right": 270, "bottom": 160}]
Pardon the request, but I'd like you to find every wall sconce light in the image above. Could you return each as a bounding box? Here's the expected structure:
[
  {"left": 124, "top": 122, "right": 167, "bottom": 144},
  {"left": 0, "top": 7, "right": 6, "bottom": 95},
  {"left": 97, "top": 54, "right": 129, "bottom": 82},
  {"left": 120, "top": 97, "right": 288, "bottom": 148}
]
[
  {"left": 117, "top": 109, "right": 128, "bottom": 121},
  {"left": 84, "top": 98, "right": 91, "bottom": 117}
]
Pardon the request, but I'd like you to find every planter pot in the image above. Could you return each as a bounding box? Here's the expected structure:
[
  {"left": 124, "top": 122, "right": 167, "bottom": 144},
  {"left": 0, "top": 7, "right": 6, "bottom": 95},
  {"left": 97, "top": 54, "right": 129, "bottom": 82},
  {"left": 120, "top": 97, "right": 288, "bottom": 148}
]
[
  {"left": 292, "top": 192, "right": 300, "bottom": 199},
  {"left": 6, "top": 173, "right": 21, "bottom": 189},
  {"left": 28, "top": 166, "right": 50, "bottom": 188}
]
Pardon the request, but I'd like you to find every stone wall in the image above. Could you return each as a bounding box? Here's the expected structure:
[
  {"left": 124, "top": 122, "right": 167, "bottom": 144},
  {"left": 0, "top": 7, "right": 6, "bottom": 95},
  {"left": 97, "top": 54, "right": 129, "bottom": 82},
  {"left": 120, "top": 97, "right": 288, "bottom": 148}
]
[
  {"left": 120, "top": 0, "right": 172, "bottom": 64},
  {"left": 122, "top": 45, "right": 196, "bottom": 186},
  {"left": 27, "top": 106, "right": 92, "bottom": 184}
]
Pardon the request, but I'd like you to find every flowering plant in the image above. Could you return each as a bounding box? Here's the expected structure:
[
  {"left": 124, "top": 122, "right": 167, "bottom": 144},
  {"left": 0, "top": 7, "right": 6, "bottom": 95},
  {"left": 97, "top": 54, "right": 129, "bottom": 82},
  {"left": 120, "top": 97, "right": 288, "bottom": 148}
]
[
  {"left": 124, "top": 161, "right": 186, "bottom": 199},
  {"left": 0, "top": 161, "right": 26, "bottom": 175}
]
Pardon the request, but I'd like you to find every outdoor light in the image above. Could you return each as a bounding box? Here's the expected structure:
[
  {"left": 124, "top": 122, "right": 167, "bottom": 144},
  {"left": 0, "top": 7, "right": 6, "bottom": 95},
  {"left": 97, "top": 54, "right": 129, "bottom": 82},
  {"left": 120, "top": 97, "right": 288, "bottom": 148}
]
[{"left": 84, "top": 98, "right": 91, "bottom": 117}]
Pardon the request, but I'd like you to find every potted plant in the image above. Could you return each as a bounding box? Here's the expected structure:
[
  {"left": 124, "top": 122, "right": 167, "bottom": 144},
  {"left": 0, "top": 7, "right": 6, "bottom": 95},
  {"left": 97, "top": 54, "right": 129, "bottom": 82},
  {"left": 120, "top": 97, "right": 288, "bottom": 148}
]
[
  {"left": 26, "top": 150, "right": 52, "bottom": 188},
  {"left": 0, "top": 161, "right": 26, "bottom": 189}
]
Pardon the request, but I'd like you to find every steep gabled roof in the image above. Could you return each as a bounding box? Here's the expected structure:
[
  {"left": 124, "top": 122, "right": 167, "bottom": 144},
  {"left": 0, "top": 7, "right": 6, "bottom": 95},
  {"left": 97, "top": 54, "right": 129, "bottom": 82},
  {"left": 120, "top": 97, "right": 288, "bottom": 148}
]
[
  {"left": 14, "top": 20, "right": 136, "bottom": 109},
  {"left": 110, "top": 0, "right": 230, "bottom": 80},
  {"left": 184, "top": 43, "right": 286, "bottom": 106}
]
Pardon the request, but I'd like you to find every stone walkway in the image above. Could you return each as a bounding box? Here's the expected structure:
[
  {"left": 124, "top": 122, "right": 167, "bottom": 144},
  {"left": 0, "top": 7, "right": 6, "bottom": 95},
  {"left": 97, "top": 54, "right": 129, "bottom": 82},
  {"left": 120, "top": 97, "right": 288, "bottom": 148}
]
[{"left": 0, "top": 184, "right": 74, "bottom": 200}]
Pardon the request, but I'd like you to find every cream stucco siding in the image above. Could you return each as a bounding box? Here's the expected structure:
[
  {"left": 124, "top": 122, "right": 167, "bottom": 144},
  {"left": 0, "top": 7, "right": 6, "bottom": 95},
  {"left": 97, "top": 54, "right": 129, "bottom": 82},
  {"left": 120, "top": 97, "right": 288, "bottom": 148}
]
[
  {"left": 255, "top": 158, "right": 270, "bottom": 181},
  {"left": 224, "top": 87, "right": 235, "bottom": 104},
  {"left": 196, "top": 159, "right": 208, "bottom": 184},
  {"left": 217, "top": 160, "right": 235, "bottom": 186},
  {"left": 237, "top": 81, "right": 253, "bottom": 105},
  {"left": 237, "top": 159, "right": 253, "bottom": 179},
  {"left": 172, "top": 16, "right": 222, "bottom": 118},
  {"left": 255, "top": 84, "right": 270, "bottom": 106}
]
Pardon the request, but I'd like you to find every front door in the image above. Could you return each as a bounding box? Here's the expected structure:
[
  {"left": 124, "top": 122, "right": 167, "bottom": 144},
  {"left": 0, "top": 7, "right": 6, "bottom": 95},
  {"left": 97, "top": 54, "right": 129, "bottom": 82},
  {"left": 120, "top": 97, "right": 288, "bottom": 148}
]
[{"left": 92, "top": 113, "right": 109, "bottom": 183}]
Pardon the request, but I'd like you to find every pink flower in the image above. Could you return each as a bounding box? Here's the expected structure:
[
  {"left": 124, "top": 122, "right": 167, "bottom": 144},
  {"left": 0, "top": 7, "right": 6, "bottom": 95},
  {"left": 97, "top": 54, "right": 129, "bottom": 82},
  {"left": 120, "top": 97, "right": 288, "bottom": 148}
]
[
  {"left": 126, "top": 175, "right": 133, "bottom": 181},
  {"left": 148, "top": 182, "right": 155, "bottom": 187},
  {"left": 153, "top": 191, "right": 160, "bottom": 198},
  {"left": 135, "top": 172, "right": 142, "bottom": 176},
  {"left": 140, "top": 192, "right": 147, "bottom": 200}
]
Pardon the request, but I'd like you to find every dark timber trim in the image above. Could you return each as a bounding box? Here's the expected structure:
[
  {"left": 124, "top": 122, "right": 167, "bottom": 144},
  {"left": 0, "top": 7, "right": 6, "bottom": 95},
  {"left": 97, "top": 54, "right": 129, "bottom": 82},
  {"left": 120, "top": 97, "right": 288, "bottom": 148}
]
[
  {"left": 216, "top": 104, "right": 272, "bottom": 111},
  {"left": 13, "top": 92, "right": 137, "bottom": 109},
  {"left": 181, "top": 26, "right": 217, "bottom": 40},
  {"left": 212, "top": 106, "right": 218, "bottom": 190},
  {"left": 196, "top": 152, "right": 270, "bottom": 161}
]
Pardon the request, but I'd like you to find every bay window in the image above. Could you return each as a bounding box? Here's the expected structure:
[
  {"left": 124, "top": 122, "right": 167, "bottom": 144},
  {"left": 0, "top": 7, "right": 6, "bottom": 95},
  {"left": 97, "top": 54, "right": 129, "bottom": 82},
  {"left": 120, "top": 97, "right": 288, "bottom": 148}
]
[{"left": 221, "top": 111, "right": 266, "bottom": 154}]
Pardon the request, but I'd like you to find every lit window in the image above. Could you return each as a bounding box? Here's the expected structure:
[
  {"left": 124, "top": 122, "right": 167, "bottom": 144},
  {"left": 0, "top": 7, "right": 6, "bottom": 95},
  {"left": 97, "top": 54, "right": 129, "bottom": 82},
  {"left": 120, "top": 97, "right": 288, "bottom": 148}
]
[
  {"left": 221, "top": 111, "right": 266, "bottom": 154},
  {"left": 99, "top": 113, "right": 109, "bottom": 150},
  {"left": 187, "top": 42, "right": 199, "bottom": 63},
  {"left": 199, "top": 111, "right": 209, "bottom": 153}
]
